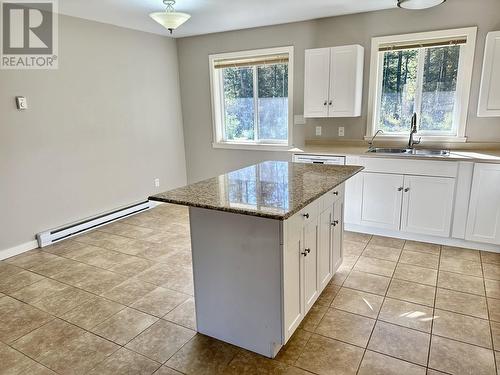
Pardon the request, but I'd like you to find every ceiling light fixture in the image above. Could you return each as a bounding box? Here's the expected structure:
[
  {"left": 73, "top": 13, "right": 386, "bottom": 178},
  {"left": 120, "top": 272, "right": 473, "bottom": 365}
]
[
  {"left": 150, "top": 0, "right": 191, "bottom": 34},
  {"left": 397, "top": 0, "right": 446, "bottom": 10}
]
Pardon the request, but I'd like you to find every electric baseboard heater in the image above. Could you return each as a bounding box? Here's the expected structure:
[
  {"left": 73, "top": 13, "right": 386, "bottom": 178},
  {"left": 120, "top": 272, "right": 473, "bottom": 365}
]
[{"left": 36, "top": 200, "right": 155, "bottom": 247}]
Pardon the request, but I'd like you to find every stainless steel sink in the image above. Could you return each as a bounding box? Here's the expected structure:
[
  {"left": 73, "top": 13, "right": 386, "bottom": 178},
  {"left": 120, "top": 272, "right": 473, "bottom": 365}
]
[
  {"left": 367, "top": 148, "right": 450, "bottom": 157},
  {"left": 408, "top": 149, "right": 450, "bottom": 156},
  {"left": 367, "top": 148, "right": 409, "bottom": 154}
]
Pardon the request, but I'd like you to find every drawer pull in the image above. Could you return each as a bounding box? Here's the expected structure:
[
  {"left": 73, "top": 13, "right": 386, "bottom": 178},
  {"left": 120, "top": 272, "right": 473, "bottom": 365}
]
[
  {"left": 398, "top": 187, "right": 403, "bottom": 191},
  {"left": 331, "top": 220, "right": 339, "bottom": 227},
  {"left": 404, "top": 188, "right": 410, "bottom": 192},
  {"left": 303, "top": 213, "right": 310, "bottom": 219},
  {"left": 333, "top": 191, "right": 339, "bottom": 196}
]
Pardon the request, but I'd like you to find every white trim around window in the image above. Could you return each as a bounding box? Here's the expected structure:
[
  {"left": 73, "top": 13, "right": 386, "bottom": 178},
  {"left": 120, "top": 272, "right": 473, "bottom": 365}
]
[
  {"left": 209, "top": 46, "right": 294, "bottom": 150},
  {"left": 366, "top": 27, "right": 477, "bottom": 143}
]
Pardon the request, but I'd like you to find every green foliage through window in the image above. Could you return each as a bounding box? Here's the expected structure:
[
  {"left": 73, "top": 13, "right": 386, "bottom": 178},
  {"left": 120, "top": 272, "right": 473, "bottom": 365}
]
[{"left": 378, "top": 45, "right": 460, "bottom": 135}]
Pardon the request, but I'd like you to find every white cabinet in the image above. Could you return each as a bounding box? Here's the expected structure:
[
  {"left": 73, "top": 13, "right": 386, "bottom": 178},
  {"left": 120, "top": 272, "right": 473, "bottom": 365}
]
[
  {"left": 466, "top": 163, "right": 500, "bottom": 245},
  {"left": 318, "top": 204, "right": 333, "bottom": 290},
  {"left": 283, "top": 185, "right": 345, "bottom": 341},
  {"left": 401, "top": 175, "right": 455, "bottom": 237},
  {"left": 360, "top": 172, "right": 404, "bottom": 230},
  {"left": 304, "top": 45, "right": 364, "bottom": 118},
  {"left": 359, "top": 171, "right": 456, "bottom": 238},
  {"left": 478, "top": 31, "right": 500, "bottom": 117},
  {"left": 303, "top": 219, "right": 319, "bottom": 313},
  {"left": 332, "top": 200, "right": 344, "bottom": 272},
  {"left": 304, "top": 48, "right": 331, "bottom": 118}
]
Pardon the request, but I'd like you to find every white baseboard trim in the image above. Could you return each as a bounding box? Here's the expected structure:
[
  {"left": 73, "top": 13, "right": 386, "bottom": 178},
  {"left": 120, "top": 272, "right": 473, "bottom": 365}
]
[
  {"left": 345, "top": 223, "right": 500, "bottom": 253},
  {"left": 0, "top": 240, "right": 39, "bottom": 261}
]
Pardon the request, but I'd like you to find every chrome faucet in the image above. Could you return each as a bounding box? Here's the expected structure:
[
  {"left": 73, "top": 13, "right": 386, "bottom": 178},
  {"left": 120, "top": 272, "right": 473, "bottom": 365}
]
[
  {"left": 408, "top": 113, "right": 421, "bottom": 149},
  {"left": 368, "top": 129, "right": 384, "bottom": 150}
]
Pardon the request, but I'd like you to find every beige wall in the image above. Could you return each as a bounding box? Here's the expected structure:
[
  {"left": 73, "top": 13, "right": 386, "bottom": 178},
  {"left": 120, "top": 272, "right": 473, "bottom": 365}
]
[
  {"left": 0, "top": 16, "right": 187, "bottom": 251},
  {"left": 177, "top": 0, "right": 500, "bottom": 183}
]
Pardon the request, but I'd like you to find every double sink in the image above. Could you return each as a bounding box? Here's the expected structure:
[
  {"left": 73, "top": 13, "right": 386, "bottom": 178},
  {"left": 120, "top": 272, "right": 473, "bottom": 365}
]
[{"left": 367, "top": 148, "right": 450, "bottom": 157}]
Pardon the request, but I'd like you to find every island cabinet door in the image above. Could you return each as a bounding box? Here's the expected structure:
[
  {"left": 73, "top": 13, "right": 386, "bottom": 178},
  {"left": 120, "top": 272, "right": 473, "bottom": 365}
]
[
  {"left": 283, "top": 216, "right": 304, "bottom": 341},
  {"left": 318, "top": 205, "right": 334, "bottom": 291},
  {"left": 332, "top": 199, "right": 344, "bottom": 272},
  {"left": 303, "top": 220, "right": 319, "bottom": 313}
]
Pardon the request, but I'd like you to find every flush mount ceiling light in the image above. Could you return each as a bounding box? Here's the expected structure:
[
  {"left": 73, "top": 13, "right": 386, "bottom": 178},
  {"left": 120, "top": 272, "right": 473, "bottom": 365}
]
[
  {"left": 150, "top": 0, "right": 191, "bottom": 34},
  {"left": 397, "top": 0, "right": 446, "bottom": 10}
]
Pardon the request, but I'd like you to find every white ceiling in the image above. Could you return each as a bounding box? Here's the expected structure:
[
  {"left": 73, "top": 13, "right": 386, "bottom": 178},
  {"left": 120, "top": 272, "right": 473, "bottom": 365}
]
[{"left": 58, "top": 0, "right": 397, "bottom": 38}]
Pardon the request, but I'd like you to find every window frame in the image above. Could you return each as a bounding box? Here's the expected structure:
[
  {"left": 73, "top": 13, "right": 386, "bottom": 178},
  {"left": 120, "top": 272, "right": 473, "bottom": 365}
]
[
  {"left": 366, "top": 27, "right": 477, "bottom": 143},
  {"left": 209, "top": 46, "right": 294, "bottom": 151}
]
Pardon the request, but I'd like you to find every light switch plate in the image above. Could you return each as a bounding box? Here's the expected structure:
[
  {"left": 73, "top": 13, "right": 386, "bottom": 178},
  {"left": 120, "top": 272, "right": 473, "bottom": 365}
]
[
  {"left": 338, "top": 126, "right": 345, "bottom": 137},
  {"left": 315, "top": 126, "right": 322, "bottom": 136},
  {"left": 15, "top": 96, "right": 27, "bottom": 110}
]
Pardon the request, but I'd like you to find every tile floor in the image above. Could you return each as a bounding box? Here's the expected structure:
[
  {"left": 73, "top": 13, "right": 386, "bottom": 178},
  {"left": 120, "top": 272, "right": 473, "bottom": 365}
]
[{"left": 1, "top": 204, "right": 500, "bottom": 374}]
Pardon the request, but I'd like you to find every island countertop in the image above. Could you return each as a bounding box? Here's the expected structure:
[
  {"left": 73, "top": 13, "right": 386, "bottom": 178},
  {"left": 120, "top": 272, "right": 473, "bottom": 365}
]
[{"left": 149, "top": 161, "right": 363, "bottom": 220}]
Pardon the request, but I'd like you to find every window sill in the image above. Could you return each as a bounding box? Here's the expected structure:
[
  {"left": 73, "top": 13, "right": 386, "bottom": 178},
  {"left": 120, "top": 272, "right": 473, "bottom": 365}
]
[
  {"left": 363, "top": 135, "right": 467, "bottom": 144},
  {"left": 212, "top": 142, "right": 298, "bottom": 152}
]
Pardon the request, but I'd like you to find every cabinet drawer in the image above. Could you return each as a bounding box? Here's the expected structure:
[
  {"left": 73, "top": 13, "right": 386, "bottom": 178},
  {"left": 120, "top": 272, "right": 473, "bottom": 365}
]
[
  {"left": 320, "top": 184, "right": 345, "bottom": 211},
  {"left": 287, "top": 199, "right": 319, "bottom": 230},
  {"left": 360, "top": 157, "right": 458, "bottom": 178}
]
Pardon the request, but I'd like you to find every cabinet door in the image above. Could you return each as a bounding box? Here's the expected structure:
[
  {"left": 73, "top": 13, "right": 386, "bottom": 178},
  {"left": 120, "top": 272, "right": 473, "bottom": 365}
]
[
  {"left": 466, "top": 164, "right": 500, "bottom": 245},
  {"left": 332, "top": 200, "right": 344, "bottom": 272},
  {"left": 329, "top": 45, "right": 363, "bottom": 117},
  {"left": 401, "top": 175, "right": 455, "bottom": 237},
  {"left": 318, "top": 205, "right": 333, "bottom": 290},
  {"left": 304, "top": 48, "right": 330, "bottom": 118},
  {"left": 303, "top": 220, "right": 319, "bottom": 313},
  {"left": 360, "top": 172, "right": 404, "bottom": 230},
  {"left": 283, "top": 217, "right": 304, "bottom": 341},
  {"left": 478, "top": 31, "right": 500, "bottom": 117}
]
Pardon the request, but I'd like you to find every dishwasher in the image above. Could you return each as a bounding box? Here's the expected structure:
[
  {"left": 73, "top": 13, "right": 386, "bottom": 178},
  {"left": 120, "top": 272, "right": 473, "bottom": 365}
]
[{"left": 293, "top": 153, "right": 346, "bottom": 165}]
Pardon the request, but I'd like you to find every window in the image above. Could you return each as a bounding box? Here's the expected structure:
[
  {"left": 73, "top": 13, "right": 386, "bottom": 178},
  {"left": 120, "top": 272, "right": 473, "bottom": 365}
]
[
  {"left": 209, "top": 47, "right": 294, "bottom": 149},
  {"left": 367, "top": 28, "right": 477, "bottom": 141}
]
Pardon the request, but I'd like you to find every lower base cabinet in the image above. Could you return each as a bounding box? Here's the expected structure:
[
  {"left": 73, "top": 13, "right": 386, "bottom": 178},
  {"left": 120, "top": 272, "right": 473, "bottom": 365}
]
[
  {"left": 357, "top": 171, "right": 455, "bottom": 238},
  {"left": 283, "top": 184, "right": 345, "bottom": 342},
  {"left": 466, "top": 163, "right": 500, "bottom": 245}
]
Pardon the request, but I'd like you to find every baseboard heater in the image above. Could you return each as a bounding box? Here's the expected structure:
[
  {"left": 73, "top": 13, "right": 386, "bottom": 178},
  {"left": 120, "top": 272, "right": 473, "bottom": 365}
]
[{"left": 36, "top": 200, "right": 155, "bottom": 248}]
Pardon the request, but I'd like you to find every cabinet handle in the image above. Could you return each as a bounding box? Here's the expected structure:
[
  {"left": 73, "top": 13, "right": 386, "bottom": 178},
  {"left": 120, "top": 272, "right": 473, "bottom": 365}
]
[
  {"left": 333, "top": 191, "right": 339, "bottom": 196},
  {"left": 301, "top": 251, "right": 308, "bottom": 257},
  {"left": 329, "top": 100, "right": 333, "bottom": 106},
  {"left": 404, "top": 188, "right": 410, "bottom": 192},
  {"left": 398, "top": 187, "right": 403, "bottom": 191},
  {"left": 305, "top": 248, "right": 311, "bottom": 254},
  {"left": 331, "top": 220, "right": 339, "bottom": 227},
  {"left": 303, "top": 213, "right": 310, "bottom": 219},
  {"left": 323, "top": 100, "right": 328, "bottom": 106}
]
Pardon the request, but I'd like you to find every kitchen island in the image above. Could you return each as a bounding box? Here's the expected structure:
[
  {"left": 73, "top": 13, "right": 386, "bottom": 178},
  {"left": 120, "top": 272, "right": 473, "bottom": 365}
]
[{"left": 149, "top": 161, "right": 363, "bottom": 358}]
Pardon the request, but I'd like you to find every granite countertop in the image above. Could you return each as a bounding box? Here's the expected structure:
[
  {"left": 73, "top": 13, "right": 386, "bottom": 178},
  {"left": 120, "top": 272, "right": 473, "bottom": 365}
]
[
  {"left": 292, "top": 143, "right": 500, "bottom": 163},
  {"left": 149, "top": 161, "right": 363, "bottom": 220}
]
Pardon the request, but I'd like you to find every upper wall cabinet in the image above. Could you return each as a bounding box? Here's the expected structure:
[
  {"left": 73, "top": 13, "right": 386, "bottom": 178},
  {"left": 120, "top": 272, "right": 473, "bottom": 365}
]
[
  {"left": 478, "top": 31, "right": 500, "bottom": 117},
  {"left": 304, "top": 45, "right": 364, "bottom": 118}
]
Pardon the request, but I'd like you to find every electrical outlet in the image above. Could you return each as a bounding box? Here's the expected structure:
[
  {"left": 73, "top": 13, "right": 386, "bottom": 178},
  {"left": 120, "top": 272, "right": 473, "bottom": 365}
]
[
  {"left": 338, "top": 126, "right": 345, "bottom": 137},
  {"left": 315, "top": 126, "right": 322, "bottom": 136},
  {"left": 15, "top": 96, "right": 27, "bottom": 110},
  {"left": 154, "top": 178, "right": 160, "bottom": 188}
]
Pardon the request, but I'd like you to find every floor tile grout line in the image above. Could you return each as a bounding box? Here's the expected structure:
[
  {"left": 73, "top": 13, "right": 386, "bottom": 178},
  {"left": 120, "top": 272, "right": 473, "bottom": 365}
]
[
  {"left": 353, "top": 234, "right": 378, "bottom": 375},
  {"left": 426, "top": 244, "right": 440, "bottom": 371},
  {"left": 4, "top": 333, "right": 66, "bottom": 375},
  {"left": 480, "top": 250, "right": 499, "bottom": 375}
]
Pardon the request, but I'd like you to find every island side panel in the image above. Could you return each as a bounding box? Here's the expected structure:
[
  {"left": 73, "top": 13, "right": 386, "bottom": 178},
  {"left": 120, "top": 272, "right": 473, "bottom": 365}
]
[{"left": 189, "top": 207, "right": 284, "bottom": 358}]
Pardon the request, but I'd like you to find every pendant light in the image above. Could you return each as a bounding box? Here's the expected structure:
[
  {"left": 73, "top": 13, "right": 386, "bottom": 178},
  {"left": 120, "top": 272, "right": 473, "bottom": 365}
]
[
  {"left": 397, "top": 0, "right": 446, "bottom": 10},
  {"left": 150, "top": 0, "right": 191, "bottom": 34}
]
